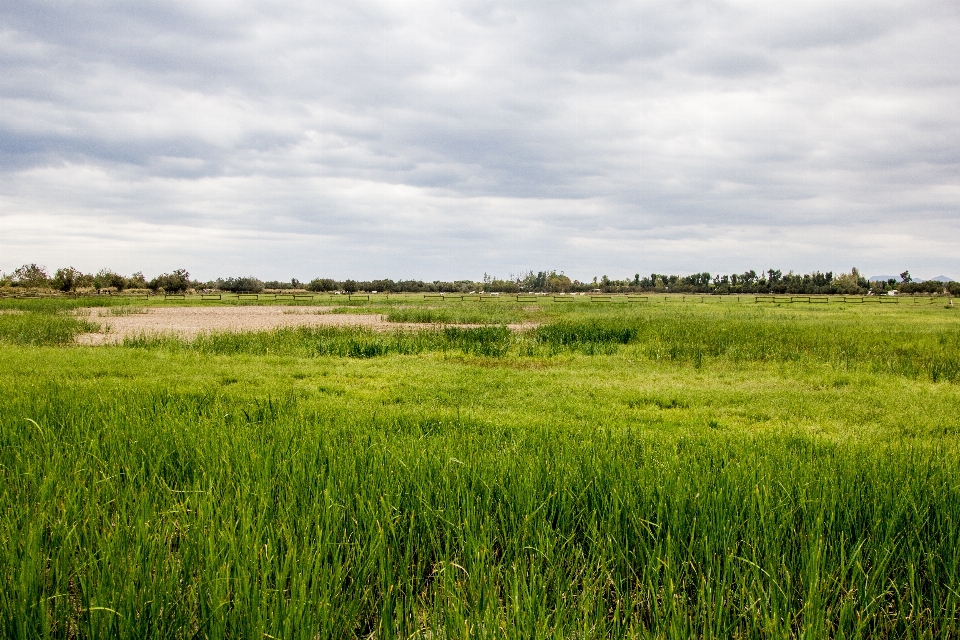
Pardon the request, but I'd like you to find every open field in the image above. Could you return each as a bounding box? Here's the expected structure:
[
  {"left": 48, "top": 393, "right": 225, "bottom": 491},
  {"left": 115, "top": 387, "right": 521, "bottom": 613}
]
[
  {"left": 70, "top": 306, "right": 539, "bottom": 345},
  {"left": 1, "top": 296, "right": 959, "bottom": 638}
]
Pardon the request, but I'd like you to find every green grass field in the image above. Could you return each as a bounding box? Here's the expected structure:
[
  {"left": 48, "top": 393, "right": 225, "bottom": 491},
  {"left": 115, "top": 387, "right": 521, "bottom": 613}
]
[{"left": 1, "top": 296, "right": 958, "bottom": 638}]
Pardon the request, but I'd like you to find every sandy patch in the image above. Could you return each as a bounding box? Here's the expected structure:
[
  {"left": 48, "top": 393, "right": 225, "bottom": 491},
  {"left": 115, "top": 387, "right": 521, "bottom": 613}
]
[{"left": 74, "top": 306, "right": 536, "bottom": 345}]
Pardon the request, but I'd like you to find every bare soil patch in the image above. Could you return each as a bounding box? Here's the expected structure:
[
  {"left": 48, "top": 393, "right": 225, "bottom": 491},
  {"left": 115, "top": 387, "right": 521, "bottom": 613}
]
[{"left": 74, "top": 306, "right": 536, "bottom": 345}]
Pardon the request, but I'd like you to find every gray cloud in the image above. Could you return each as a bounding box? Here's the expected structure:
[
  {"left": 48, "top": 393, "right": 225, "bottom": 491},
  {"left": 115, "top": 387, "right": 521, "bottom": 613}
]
[{"left": 1, "top": 0, "right": 958, "bottom": 280}]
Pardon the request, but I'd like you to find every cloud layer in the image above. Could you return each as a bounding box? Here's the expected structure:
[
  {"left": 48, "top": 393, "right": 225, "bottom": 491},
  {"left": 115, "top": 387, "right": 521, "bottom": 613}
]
[{"left": 2, "top": 0, "right": 958, "bottom": 280}]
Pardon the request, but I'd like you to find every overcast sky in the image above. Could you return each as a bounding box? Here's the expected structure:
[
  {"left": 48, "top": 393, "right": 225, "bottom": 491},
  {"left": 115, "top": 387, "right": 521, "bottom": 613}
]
[{"left": 1, "top": 0, "right": 958, "bottom": 281}]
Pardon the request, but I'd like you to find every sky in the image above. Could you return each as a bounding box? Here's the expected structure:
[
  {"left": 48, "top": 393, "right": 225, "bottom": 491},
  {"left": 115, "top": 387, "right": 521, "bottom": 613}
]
[{"left": 1, "top": 0, "right": 958, "bottom": 282}]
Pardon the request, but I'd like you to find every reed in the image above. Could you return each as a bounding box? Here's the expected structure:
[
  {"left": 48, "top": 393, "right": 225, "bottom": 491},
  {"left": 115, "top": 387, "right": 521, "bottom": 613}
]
[{"left": 1, "top": 297, "right": 957, "bottom": 637}]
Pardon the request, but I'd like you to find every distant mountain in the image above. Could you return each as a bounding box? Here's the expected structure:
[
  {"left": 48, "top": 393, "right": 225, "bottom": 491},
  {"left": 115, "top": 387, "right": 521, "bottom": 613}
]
[{"left": 927, "top": 275, "right": 954, "bottom": 283}]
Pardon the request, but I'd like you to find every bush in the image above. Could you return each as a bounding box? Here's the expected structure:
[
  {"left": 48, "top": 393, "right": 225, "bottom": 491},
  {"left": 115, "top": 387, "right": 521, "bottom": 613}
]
[{"left": 948, "top": 281, "right": 960, "bottom": 296}]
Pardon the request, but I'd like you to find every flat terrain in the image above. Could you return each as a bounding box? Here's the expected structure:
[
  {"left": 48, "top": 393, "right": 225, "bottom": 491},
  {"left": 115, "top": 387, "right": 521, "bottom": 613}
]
[
  {"left": 73, "top": 305, "right": 537, "bottom": 344},
  {"left": 1, "top": 295, "right": 958, "bottom": 638}
]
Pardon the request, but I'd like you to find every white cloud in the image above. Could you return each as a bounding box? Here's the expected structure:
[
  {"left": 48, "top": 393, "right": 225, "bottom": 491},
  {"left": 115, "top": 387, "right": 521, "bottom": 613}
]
[{"left": 1, "top": 0, "right": 958, "bottom": 280}]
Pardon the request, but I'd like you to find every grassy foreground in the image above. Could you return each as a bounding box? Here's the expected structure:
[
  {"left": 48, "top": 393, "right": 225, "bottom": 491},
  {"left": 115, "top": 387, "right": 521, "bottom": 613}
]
[{"left": 1, "top": 298, "right": 959, "bottom": 638}]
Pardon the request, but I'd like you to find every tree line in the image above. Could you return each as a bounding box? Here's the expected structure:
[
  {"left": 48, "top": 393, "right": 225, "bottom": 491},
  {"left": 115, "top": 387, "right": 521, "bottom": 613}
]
[{"left": 2, "top": 264, "right": 957, "bottom": 296}]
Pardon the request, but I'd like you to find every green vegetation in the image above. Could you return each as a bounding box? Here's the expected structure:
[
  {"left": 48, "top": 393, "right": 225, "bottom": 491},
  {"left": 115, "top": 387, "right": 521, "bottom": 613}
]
[
  {"left": 384, "top": 304, "right": 531, "bottom": 324},
  {"left": 0, "top": 299, "right": 99, "bottom": 346},
  {"left": 5, "top": 261, "right": 957, "bottom": 295},
  {"left": 1, "top": 297, "right": 958, "bottom": 638}
]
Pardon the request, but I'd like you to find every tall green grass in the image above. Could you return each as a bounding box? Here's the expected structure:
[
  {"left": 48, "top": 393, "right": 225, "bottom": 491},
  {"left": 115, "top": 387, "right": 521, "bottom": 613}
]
[
  {"left": 385, "top": 305, "right": 529, "bottom": 324},
  {"left": 125, "top": 325, "right": 515, "bottom": 358},
  {"left": 1, "top": 386, "right": 958, "bottom": 638},
  {"left": 0, "top": 312, "right": 95, "bottom": 346},
  {"left": 534, "top": 314, "right": 960, "bottom": 382},
  {"left": 122, "top": 310, "right": 960, "bottom": 382},
  {"left": 2, "top": 299, "right": 959, "bottom": 637}
]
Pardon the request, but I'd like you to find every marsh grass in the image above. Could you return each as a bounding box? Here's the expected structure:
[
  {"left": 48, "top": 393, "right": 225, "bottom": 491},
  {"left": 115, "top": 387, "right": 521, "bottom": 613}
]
[
  {"left": 325, "top": 306, "right": 386, "bottom": 315},
  {"left": 385, "top": 305, "right": 530, "bottom": 324},
  {"left": 120, "top": 307, "right": 960, "bottom": 382},
  {"left": 0, "top": 311, "right": 96, "bottom": 346},
  {"left": 532, "top": 313, "right": 960, "bottom": 382},
  {"left": 1, "top": 385, "right": 958, "bottom": 638},
  {"left": 125, "top": 325, "right": 515, "bottom": 358},
  {"left": 2, "top": 298, "right": 959, "bottom": 637}
]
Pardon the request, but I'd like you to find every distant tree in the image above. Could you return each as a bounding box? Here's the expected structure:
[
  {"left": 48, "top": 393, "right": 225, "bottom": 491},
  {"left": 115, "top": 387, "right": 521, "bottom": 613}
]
[
  {"left": 126, "top": 272, "right": 148, "bottom": 289},
  {"left": 52, "top": 267, "right": 82, "bottom": 292},
  {"left": 901, "top": 280, "right": 943, "bottom": 295},
  {"left": 94, "top": 269, "right": 126, "bottom": 291},
  {"left": 342, "top": 279, "right": 358, "bottom": 293},
  {"left": 368, "top": 279, "right": 396, "bottom": 293},
  {"left": 11, "top": 264, "right": 49, "bottom": 288},
  {"left": 832, "top": 268, "right": 867, "bottom": 294},
  {"left": 546, "top": 271, "right": 572, "bottom": 292},
  {"left": 900, "top": 271, "right": 912, "bottom": 283},
  {"left": 307, "top": 278, "right": 339, "bottom": 292},
  {"left": 148, "top": 269, "right": 191, "bottom": 293},
  {"left": 217, "top": 276, "right": 264, "bottom": 293},
  {"left": 947, "top": 281, "right": 960, "bottom": 296}
]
